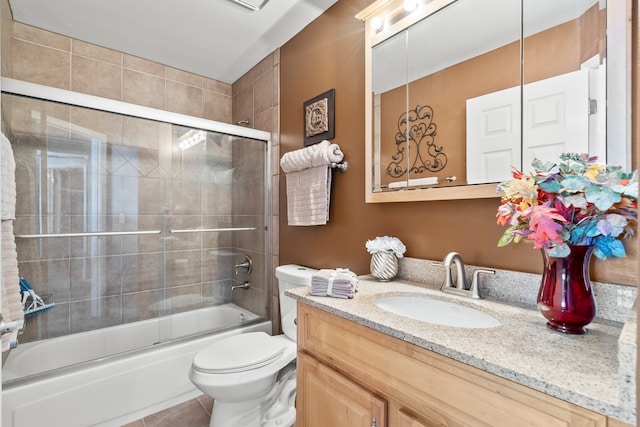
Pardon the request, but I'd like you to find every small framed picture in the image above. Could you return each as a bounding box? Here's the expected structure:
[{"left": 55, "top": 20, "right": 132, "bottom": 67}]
[{"left": 303, "top": 89, "right": 335, "bottom": 146}]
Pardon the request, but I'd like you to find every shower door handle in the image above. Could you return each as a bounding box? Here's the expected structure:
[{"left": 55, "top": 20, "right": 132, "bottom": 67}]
[{"left": 0, "top": 313, "right": 24, "bottom": 349}]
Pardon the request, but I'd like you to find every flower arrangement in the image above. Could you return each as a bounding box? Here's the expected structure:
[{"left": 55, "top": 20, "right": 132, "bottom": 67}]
[
  {"left": 365, "top": 236, "right": 406, "bottom": 258},
  {"left": 496, "top": 153, "right": 637, "bottom": 259}
]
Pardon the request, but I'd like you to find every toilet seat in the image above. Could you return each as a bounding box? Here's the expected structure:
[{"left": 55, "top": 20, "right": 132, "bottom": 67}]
[{"left": 193, "top": 332, "right": 285, "bottom": 374}]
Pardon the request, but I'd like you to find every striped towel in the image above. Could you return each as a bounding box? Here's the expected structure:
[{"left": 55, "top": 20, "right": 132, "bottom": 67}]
[{"left": 285, "top": 165, "right": 331, "bottom": 226}]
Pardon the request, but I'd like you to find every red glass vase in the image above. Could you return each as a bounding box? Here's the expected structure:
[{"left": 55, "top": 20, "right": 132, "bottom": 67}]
[{"left": 537, "top": 245, "right": 597, "bottom": 335}]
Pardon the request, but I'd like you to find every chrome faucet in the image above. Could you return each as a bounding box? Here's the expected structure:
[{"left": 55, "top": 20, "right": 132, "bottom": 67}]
[
  {"left": 234, "top": 255, "right": 253, "bottom": 276},
  {"left": 231, "top": 281, "right": 250, "bottom": 291},
  {"left": 437, "top": 252, "right": 495, "bottom": 299}
]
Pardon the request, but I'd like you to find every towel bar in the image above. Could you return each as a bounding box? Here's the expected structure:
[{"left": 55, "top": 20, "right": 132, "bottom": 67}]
[
  {"left": 170, "top": 227, "right": 258, "bottom": 234},
  {"left": 15, "top": 230, "right": 162, "bottom": 238},
  {"left": 331, "top": 161, "right": 348, "bottom": 172}
]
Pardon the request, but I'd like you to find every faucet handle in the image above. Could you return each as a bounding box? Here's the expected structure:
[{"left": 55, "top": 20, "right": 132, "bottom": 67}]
[{"left": 469, "top": 268, "right": 495, "bottom": 299}]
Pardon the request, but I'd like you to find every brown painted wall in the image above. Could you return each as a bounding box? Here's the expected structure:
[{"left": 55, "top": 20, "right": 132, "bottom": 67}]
[{"left": 279, "top": 0, "right": 637, "bottom": 285}]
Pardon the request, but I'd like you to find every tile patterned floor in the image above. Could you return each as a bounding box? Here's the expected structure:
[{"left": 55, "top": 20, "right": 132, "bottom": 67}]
[{"left": 122, "top": 395, "right": 213, "bottom": 427}]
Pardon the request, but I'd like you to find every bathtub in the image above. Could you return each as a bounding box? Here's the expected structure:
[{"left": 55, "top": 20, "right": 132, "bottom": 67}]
[{"left": 2, "top": 303, "right": 271, "bottom": 427}]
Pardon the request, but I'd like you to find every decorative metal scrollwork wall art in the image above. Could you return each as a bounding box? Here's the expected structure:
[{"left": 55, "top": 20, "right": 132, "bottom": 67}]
[{"left": 386, "top": 105, "right": 447, "bottom": 178}]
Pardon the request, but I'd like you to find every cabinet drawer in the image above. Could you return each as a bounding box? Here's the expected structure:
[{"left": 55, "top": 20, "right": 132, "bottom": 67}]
[{"left": 298, "top": 303, "right": 606, "bottom": 427}]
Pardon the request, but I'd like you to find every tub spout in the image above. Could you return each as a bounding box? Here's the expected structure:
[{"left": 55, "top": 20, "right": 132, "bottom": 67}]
[{"left": 231, "top": 281, "right": 250, "bottom": 291}]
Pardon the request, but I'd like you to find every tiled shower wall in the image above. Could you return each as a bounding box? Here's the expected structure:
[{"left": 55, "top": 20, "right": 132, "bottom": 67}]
[
  {"left": 1, "top": 7, "right": 274, "bottom": 339},
  {"left": 6, "top": 22, "right": 232, "bottom": 122},
  {"left": 232, "top": 52, "right": 281, "bottom": 334},
  {"left": 4, "top": 95, "right": 266, "bottom": 341}
]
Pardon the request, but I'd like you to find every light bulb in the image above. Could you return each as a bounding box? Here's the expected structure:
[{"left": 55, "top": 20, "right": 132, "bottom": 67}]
[
  {"left": 370, "top": 16, "right": 384, "bottom": 32},
  {"left": 404, "top": 0, "right": 419, "bottom": 12}
]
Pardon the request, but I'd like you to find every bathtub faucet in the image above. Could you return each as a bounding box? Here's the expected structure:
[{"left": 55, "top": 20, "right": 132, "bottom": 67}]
[
  {"left": 231, "top": 281, "right": 250, "bottom": 291},
  {"left": 235, "top": 255, "right": 253, "bottom": 276}
]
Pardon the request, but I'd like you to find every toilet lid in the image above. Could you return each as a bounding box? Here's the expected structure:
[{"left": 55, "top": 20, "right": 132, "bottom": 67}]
[{"left": 193, "top": 332, "right": 285, "bottom": 374}]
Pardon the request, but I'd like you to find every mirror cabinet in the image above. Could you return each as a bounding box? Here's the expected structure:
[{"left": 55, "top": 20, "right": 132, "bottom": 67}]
[{"left": 357, "top": 0, "right": 632, "bottom": 202}]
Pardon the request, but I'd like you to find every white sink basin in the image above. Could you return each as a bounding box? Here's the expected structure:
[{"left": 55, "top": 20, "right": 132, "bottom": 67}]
[{"left": 375, "top": 295, "right": 501, "bottom": 328}]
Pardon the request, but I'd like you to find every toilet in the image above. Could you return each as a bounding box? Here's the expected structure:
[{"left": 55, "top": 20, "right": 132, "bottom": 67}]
[{"left": 189, "top": 264, "right": 316, "bottom": 427}]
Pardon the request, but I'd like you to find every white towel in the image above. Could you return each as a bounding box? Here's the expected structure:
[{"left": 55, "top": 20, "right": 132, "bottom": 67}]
[
  {"left": 311, "top": 268, "right": 358, "bottom": 299},
  {"left": 1, "top": 132, "right": 16, "bottom": 221},
  {"left": 280, "top": 140, "right": 344, "bottom": 173},
  {"left": 286, "top": 166, "right": 331, "bottom": 226},
  {"left": 1, "top": 220, "right": 24, "bottom": 352}
]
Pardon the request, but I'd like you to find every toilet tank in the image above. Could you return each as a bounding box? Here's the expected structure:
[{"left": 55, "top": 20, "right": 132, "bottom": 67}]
[{"left": 275, "top": 264, "right": 317, "bottom": 342}]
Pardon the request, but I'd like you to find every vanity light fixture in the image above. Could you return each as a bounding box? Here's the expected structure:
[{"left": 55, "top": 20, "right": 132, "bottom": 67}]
[
  {"left": 371, "top": 16, "right": 385, "bottom": 32},
  {"left": 403, "top": 0, "right": 419, "bottom": 12},
  {"left": 177, "top": 130, "right": 207, "bottom": 151},
  {"left": 228, "top": 0, "right": 270, "bottom": 11}
]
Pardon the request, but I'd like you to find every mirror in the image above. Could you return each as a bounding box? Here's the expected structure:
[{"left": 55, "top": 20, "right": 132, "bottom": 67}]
[{"left": 358, "top": 0, "right": 632, "bottom": 202}]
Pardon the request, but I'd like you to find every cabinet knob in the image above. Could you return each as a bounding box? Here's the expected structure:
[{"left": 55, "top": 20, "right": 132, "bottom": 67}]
[{"left": 371, "top": 416, "right": 377, "bottom": 427}]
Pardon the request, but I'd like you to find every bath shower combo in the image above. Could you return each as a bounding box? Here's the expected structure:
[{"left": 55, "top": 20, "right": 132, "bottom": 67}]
[{"left": 1, "top": 77, "right": 272, "bottom": 427}]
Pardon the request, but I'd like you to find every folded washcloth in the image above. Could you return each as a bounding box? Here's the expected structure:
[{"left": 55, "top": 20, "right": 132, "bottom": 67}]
[
  {"left": 310, "top": 268, "right": 358, "bottom": 299},
  {"left": 280, "top": 140, "right": 343, "bottom": 173}
]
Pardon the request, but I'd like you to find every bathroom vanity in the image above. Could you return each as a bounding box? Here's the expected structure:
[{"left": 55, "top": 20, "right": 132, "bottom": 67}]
[{"left": 287, "top": 277, "right": 636, "bottom": 427}]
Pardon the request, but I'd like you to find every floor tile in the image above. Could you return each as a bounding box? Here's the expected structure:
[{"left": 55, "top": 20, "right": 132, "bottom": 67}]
[{"left": 125, "top": 396, "right": 211, "bottom": 427}]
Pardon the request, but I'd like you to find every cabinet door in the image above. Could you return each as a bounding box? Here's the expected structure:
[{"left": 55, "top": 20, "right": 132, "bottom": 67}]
[{"left": 297, "top": 352, "right": 386, "bottom": 427}]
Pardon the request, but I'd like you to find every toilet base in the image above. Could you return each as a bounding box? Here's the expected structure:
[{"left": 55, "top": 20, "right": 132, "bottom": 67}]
[
  {"left": 210, "top": 398, "right": 265, "bottom": 427},
  {"left": 209, "top": 365, "right": 297, "bottom": 427}
]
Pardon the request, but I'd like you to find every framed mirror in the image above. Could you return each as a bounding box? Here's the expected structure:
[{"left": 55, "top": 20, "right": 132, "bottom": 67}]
[{"left": 357, "top": 0, "right": 632, "bottom": 202}]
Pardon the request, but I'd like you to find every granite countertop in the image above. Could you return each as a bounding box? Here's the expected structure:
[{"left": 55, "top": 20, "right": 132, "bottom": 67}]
[{"left": 287, "top": 276, "right": 635, "bottom": 424}]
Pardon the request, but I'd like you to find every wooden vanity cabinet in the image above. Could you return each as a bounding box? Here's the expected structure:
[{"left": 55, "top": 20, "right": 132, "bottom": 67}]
[
  {"left": 297, "top": 351, "right": 386, "bottom": 427},
  {"left": 296, "top": 303, "right": 610, "bottom": 427}
]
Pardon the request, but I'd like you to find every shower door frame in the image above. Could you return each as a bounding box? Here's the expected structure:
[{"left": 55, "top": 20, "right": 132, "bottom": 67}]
[{"left": 1, "top": 76, "right": 272, "bottom": 354}]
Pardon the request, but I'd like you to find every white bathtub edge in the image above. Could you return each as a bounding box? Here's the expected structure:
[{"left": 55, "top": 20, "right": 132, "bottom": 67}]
[{"left": 3, "top": 320, "right": 272, "bottom": 427}]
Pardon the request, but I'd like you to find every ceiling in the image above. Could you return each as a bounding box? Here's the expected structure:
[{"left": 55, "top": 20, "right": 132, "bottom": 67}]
[{"left": 8, "top": 0, "right": 340, "bottom": 84}]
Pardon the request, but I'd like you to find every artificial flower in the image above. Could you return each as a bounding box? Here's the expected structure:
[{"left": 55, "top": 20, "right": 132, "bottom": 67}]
[
  {"left": 365, "top": 236, "right": 406, "bottom": 258},
  {"left": 496, "top": 153, "right": 637, "bottom": 259}
]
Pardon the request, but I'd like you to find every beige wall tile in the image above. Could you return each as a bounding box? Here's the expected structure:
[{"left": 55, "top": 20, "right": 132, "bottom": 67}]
[
  {"left": 270, "top": 141, "right": 279, "bottom": 176},
  {"left": 72, "top": 39, "right": 121, "bottom": 66},
  {"left": 123, "top": 115, "right": 161, "bottom": 150},
  {"left": 70, "top": 106, "right": 124, "bottom": 145},
  {"left": 232, "top": 69, "right": 252, "bottom": 96},
  {"left": 271, "top": 105, "right": 280, "bottom": 146},
  {"left": 253, "top": 106, "right": 275, "bottom": 134},
  {"left": 166, "top": 80, "right": 203, "bottom": 117},
  {"left": 123, "top": 54, "right": 164, "bottom": 77},
  {"left": 203, "top": 77, "right": 231, "bottom": 96},
  {"left": 252, "top": 53, "right": 274, "bottom": 81},
  {"left": 203, "top": 90, "right": 231, "bottom": 123},
  {"left": 13, "top": 22, "right": 70, "bottom": 51},
  {"left": 273, "top": 63, "right": 280, "bottom": 106},
  {"left": 254, "top": 70, "right": 274, "bottom": 115},
  {"left": 165, "top": 66, "right": 202, "bottom": 88},
  {"left": 10, "top": 98, "right": 72, "bottom": 140},
  {"left": 13, "top": 39, "right": 70, "bottom": 89},
  {"left": 270, "top": 294, "right": 280, "bottom": 334},
  {"left": 233, "top": 86, "right": 253, "bottom": 123},
  {"left": 1, "top": 0, "right": 13, "bottom": 78},
  {"left": 123, "top": 69, "right": 165, "bottom": 110},
  {"left": 271, "top": 195, "right": 279, "bottom": 254},
  {"left": 71, "top": 55, "right": 122, "bottom": 100}
]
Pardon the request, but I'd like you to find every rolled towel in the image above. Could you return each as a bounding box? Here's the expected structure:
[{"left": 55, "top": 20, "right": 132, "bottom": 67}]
[
  {"left": 1, "top": 132, "right": 16, "bottom": 221},
  {"left": 310, "top": 268, "right": 358, "bottom": 299},
  {"left": 280, "top": 140, "right": 344, "bottom": 173}
]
